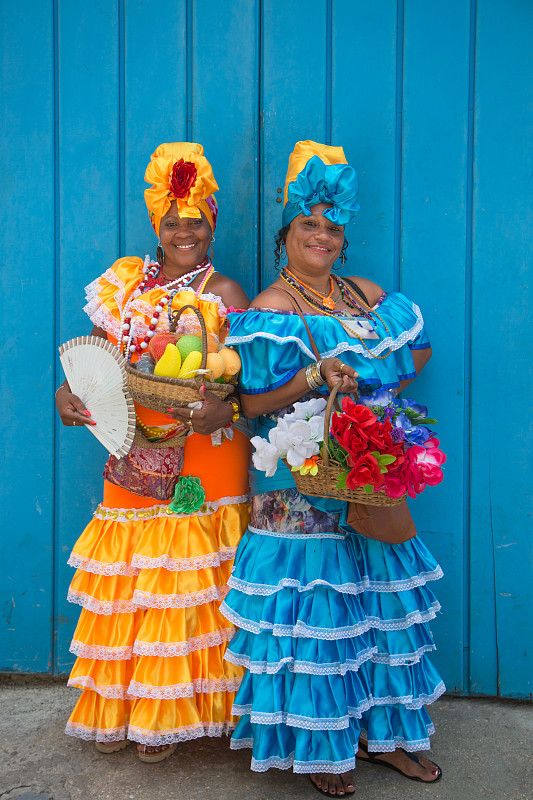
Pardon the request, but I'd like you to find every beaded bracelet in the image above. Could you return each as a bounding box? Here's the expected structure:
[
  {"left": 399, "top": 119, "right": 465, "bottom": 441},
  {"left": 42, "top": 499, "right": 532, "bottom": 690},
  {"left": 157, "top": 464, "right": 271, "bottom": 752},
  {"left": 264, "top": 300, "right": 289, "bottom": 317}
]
[{"left": 227, "top": 400, "right": 240, "bottom": 423}]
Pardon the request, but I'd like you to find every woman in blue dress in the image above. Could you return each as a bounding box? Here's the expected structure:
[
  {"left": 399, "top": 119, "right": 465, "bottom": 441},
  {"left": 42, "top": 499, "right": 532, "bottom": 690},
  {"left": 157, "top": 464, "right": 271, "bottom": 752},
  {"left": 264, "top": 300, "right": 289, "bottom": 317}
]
[{"left": 220, "top": 141, "right": 444, "bottom": 796}]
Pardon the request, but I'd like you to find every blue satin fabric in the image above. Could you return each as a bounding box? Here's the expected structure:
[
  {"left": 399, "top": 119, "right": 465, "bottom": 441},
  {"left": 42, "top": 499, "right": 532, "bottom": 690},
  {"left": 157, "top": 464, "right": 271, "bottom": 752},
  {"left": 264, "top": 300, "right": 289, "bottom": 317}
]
[
  {"left": 221, "top": 296, "right": 443, "bottom": 774},
  {"left": 226, "top": 292, "right": 430, "bottom": 397},
  {"left": 282, "top": 156, "right": 360, "bottom": 227}
]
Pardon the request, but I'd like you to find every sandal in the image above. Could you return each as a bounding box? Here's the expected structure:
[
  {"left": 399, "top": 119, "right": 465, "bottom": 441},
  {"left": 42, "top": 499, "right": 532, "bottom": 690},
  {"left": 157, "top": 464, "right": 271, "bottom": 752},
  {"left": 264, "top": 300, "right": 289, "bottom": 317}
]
[
  {"left": 95, "top": 740, "right": 128, "bottom": 754},
  {"left": 137, "top": 743, "right": 177, "bottom": 763},
  {"left": 309, "top": 774, "right": 355, "bottom": 796},
  {"left": 357, "top": 740, "right": 442, "bottom": 783}
]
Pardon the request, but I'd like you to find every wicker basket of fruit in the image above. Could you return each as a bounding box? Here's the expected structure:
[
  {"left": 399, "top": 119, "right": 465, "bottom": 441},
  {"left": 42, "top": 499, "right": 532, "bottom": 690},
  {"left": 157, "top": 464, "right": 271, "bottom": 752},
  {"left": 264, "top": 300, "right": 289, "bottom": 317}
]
[{"left": 126, "top": 305, "right": 238, "bottom": 415}]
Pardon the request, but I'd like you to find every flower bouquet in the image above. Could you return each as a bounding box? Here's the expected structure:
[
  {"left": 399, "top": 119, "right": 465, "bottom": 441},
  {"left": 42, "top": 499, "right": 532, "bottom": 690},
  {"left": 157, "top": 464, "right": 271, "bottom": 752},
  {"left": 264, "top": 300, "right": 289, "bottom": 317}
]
[{"left": 251, "top": 385, "right": 446, "bottom": 506}]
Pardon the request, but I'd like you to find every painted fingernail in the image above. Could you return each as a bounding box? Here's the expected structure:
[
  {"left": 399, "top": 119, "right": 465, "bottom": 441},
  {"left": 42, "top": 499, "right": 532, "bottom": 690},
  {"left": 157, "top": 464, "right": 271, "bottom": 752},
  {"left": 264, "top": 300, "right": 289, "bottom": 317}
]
[
  {"left": 83, "top": 410, "right": 92, "bottom": 416},
  {"left": 90, "top": 421, "right": 97, "bottom": 426},
  {"left": 167, "top": 408, "right": 174, "bottom": 413}
]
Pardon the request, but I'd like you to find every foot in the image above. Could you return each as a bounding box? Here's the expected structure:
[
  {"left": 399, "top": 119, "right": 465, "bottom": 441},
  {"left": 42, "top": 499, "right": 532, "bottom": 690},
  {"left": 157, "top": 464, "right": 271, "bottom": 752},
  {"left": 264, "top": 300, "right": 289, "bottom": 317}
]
[
  {"left": 137, "top": 742, "right": 177, "bottom": 763},
  {"left": 358, "top": 742, "right": 441, "bottom": 782},
  {"left": 310, "top": 772, "right": 355, "bottom": 796}
]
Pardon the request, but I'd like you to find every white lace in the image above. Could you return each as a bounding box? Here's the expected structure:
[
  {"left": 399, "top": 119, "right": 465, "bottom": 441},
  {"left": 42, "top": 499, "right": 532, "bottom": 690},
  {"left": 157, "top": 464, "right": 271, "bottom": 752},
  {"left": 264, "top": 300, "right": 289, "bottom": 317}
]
[
  {"left": 94, "top": 494, "right": 249, "bottom": 523},
  {"left": 65, "top": 721, "right": 127, "bottom": 743},
  {"left": 133, "top": 585, "right": 225, "bottom": 609},
  {"left": 67, "top": 589, "right": 138, "bottom": 615},
  {"left": 372, "top": 643, "right": 436, "bottom": 665},
  {"left": 133, "top": 628, "right": 234, "bottom": 657},
  {"left": 67, "top": 553, "right": 140, "bottom": 577},
  {"left": 227, "top": 566, "right": 443, "bottom": 597},
  {"left": 224, "top": 646, "right": 377, "bottom": 675},
  {"left": 248, "top": 525, "right": 344, "bottom": 541},
  {"left": 244, "top": 750, "right": 357, "bottom": 775},
  {"left": 127, "top": 677, "right": 242, "bottom": 699},
  {"left": 69, "top": 640, "right": 132, "bottom": 660},
  {"left": 360, "top": 724, "right": 436, "bottom": 753},
  {"left": 68, "top": 676, "right": 127, "bottom": 699},
  {"left": 226, "top": 304, "right": 423, "bottom": 363},
  {"left": 127, "top": 721, "right": 233, "bottom": 746},
  {"left": 131, "top": 547, "right": 236, "bottom": 573},
  {"left": 219, "top": 601, "right": 440, "bottom": 640},
  {"left": 84, "top": 268, "right": 126, "bottom": 340}
]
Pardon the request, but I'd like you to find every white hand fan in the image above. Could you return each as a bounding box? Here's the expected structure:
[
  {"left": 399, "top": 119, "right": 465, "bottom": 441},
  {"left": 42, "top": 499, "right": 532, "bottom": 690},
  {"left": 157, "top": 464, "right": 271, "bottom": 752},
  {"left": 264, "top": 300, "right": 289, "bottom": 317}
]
[{"left": 59, "top": 336, "right": 136, "bottom": 458}]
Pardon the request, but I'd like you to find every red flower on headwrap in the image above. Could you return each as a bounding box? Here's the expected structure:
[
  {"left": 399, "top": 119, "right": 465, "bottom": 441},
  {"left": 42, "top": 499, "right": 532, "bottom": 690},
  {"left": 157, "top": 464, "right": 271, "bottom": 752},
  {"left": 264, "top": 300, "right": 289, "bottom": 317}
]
[{"left": 170, "top": 159, "right": 197, "bottom": 198}]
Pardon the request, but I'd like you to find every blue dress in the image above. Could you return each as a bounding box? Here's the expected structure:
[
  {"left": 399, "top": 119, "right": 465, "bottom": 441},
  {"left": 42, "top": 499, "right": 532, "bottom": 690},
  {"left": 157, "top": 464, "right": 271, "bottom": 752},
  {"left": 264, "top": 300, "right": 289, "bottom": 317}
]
[{"left": 220, "top": 293, "right": 445, "bottom": 775}]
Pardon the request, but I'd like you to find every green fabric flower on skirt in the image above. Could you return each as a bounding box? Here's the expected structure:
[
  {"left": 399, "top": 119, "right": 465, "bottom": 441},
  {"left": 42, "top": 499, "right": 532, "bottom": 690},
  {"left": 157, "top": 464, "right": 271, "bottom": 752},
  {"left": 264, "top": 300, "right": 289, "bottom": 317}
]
[{"left": 169, "top": 475, "right": 205, "bottom": 514}]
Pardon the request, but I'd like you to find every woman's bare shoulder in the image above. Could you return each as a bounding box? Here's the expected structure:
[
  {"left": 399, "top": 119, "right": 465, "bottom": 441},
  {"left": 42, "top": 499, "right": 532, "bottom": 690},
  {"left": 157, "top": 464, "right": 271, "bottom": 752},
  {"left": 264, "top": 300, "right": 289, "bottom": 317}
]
[
  {"left": 345, "top": 275, "right": 385, "bottom": 306},
  {"left": 250, "top": 283, "right": 294, "bottom": 311}
]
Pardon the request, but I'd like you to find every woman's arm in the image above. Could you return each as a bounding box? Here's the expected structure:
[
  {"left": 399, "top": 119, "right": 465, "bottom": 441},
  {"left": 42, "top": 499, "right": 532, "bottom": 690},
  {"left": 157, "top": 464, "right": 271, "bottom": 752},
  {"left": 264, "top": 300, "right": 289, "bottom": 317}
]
[
  {"left": 241, "top": 358, "right": 358, "bottom": 419},
  {"left": 399, "top": 347, "right": 432, "bottom": 392}
]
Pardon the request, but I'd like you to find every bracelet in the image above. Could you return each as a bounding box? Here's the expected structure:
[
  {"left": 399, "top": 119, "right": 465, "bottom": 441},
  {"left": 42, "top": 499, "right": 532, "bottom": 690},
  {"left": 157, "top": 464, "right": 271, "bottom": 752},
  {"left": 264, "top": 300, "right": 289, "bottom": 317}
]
[
  {"left": 55, "top": 383, "right": 68, "bottom": 397},
  {"left": 305, "top": 360, "right": 325, "bottom": 390},
  {"left": 227, "top": 400, "right": 240, "bottom": 423}
]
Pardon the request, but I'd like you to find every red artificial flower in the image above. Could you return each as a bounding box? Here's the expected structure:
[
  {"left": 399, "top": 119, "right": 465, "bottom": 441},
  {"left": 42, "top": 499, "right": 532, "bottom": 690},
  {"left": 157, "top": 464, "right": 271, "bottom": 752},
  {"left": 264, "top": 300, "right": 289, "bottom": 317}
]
[
  {"left": 170, "top": 159, "right": 197, "bottom": 198},
  {"left": 346, "top": 452, "right": 384, "bottom": 490},
  {"left": 340, "top": 397, "right": 381, "bottom": 434}
]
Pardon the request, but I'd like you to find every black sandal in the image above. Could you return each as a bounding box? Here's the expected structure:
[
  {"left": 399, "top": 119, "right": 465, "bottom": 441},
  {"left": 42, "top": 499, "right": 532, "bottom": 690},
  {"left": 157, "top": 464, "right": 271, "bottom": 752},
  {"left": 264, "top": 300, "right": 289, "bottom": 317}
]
[{"left": 357, "top": 740, "right": 442, "bottom": 783}]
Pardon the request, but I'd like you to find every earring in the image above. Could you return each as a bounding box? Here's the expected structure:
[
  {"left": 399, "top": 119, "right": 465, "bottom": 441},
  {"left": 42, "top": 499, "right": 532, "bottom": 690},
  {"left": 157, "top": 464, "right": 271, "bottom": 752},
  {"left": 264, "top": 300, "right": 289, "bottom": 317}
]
[
  {"left": 211, "top": 235, "right": 215, "bottom": 243},
  {"left": 278, "top": 242, "right": 284, "bottom": 257},
  {"left": 156, "top": 242, "right": 165, "bottom": 266}
]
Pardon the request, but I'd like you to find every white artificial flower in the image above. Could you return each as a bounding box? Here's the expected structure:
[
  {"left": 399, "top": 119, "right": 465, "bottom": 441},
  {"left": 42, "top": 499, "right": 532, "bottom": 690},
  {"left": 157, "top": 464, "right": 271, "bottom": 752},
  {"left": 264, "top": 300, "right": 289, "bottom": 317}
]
[
  {"left": 251, "top": 436, "right": 280, "bottom": 477},
  {"left": 284, "top": 397, "right": 327, "bottom": 423}
]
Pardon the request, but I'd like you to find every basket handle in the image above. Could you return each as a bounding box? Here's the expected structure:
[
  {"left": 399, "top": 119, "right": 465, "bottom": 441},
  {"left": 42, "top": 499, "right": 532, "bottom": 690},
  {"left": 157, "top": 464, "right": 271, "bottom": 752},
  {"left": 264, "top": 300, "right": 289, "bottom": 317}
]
[
  {"left": 322, "top": 381, "right": 359, "bottom": 469},
  {"left": 169, "top": 304, "right": 208, "bottom": 374}
]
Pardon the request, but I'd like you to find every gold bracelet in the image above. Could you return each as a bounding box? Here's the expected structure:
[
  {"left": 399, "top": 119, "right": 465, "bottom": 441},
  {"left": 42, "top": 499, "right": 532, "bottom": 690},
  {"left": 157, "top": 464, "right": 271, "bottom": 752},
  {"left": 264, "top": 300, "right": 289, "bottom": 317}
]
[
  {"left": 228, "top": 400, "right": 240, "bottom": 423},
  {"left": 310, "top": 360, "right": 325, "bottom": 387}
]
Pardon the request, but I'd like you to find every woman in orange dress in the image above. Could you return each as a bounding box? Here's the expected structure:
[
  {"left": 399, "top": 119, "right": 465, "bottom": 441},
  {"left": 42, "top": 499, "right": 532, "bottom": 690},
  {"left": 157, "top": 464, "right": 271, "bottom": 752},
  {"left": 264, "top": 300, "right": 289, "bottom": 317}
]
[{"left": 55, "top": 142, "right": 250, "bottom": 762}]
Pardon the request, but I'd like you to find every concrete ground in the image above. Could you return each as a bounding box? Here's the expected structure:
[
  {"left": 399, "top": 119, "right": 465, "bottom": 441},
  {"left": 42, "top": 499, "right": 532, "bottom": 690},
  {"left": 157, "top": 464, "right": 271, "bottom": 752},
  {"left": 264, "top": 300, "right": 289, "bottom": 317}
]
[{"left": 0, "top": 677, "right": 532, "bottom": 800}]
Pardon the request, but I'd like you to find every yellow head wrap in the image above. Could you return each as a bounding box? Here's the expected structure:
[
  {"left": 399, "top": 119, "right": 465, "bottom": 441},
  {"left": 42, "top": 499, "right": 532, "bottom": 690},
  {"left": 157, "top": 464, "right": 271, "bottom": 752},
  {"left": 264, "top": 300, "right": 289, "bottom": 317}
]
[{"left": 144, "top": 142, "right": 219, "bottom": 236}]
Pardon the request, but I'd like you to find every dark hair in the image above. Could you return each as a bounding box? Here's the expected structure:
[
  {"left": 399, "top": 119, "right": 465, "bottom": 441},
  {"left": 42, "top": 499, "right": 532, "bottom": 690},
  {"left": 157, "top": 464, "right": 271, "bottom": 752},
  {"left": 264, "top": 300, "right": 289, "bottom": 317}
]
[{"left": 274, "top": 224, "right": 349, "bottom": 270}]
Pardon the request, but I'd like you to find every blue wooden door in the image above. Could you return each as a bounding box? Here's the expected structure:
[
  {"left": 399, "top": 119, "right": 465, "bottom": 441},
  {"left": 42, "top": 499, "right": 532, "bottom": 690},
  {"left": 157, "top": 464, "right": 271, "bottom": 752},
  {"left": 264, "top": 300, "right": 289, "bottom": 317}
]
[{"left": 1, "top": 0, "right": 531, "bottom": 699}]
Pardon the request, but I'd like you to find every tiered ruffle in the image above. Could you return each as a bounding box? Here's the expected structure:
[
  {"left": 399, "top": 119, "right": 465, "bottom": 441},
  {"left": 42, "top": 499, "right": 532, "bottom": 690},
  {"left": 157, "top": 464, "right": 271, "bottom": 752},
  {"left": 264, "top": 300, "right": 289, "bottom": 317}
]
[
  {"left": 220, "top": 510, "right": 444, "bottom": 774},
  {"left": 65, "top": 432, "right": 251, "bottom": 746}
]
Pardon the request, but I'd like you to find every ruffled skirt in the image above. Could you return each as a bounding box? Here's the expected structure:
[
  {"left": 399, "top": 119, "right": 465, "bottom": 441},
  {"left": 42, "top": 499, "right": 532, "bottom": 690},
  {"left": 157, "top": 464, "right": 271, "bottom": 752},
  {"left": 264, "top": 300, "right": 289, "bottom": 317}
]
[
  {"left": 65, "top": 430, "right": 251, "bottom": 745},
  {"left": 219, "top": 489, "right": 444, "bottom": 774}
]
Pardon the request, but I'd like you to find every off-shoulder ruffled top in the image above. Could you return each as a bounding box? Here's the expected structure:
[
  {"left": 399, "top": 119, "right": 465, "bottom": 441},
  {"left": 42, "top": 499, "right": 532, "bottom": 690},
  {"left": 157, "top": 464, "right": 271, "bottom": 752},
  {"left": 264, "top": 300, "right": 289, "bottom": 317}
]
[{"left": 226, "top": 292, "right": 430, "bottom": 397}]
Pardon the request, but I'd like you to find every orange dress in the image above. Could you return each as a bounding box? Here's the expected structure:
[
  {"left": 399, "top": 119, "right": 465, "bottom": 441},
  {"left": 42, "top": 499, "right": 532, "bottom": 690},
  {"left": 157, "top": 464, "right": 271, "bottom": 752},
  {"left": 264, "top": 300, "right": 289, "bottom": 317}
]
[{"left": 64, "top": 258, "right": 250, "bottom": 746}]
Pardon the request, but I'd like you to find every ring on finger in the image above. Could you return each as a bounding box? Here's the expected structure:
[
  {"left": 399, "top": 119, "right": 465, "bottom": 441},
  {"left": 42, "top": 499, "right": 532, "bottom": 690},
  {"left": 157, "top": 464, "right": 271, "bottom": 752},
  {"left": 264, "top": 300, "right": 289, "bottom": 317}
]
[
  {"left": 339, "top": 362, "right": 346, "bottom": 375},
  {"left": 72, "top": 421, "right": 77, "bottom": 426},
  {"left": 189, "top": 408, "right": 194, "bottom": 420}
]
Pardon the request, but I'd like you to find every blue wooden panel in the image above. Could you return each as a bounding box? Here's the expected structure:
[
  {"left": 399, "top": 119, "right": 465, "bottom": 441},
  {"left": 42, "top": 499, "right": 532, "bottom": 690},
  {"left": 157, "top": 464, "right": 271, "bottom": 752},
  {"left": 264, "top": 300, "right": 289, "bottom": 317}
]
[
  {"left": 400, "top": 0, "right": 472, "bottom": 694},
  {"left": 261, "top": 0, "right": 328, "bottom": 287},
  {"left": 124, "top": 0, "right": 188, "bottom": 257},
  {"left": 0, "top": 1, "right": 55, "bottom": 672},
  {"left": 332, "top": 0, "right": 398, "bottom": 289},
  {"left": 55, "top": 1, "right": 121, "bottom": 672},
  {"left": 192, "top": 0, "right": 260, "bottom": 297},
  {"left": 470, "top": 0, "right": 533, "bottom": 699}
]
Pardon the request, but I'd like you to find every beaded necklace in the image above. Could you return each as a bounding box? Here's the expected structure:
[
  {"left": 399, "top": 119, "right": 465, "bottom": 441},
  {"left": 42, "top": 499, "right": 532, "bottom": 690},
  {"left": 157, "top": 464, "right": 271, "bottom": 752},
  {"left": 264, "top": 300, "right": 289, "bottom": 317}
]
[
  {"left": 280, "top": 268, "right": 392, "bottom": 360},
  {"left": 120, "top": 261, "right": 211, "bottom": 360},
  {"left": 283, "top": 267, "right": 337, "bottom": 309}
]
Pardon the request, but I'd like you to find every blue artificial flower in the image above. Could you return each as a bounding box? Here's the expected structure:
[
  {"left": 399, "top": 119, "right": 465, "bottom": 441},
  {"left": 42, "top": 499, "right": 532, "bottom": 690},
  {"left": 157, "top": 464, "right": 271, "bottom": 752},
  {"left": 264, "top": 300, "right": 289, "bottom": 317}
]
[
  {"left": 394, "top": 413, "right": 431, "bottom": 445},
  {"left": 400, "top": 398, "right": 428, "bottom": 418}
]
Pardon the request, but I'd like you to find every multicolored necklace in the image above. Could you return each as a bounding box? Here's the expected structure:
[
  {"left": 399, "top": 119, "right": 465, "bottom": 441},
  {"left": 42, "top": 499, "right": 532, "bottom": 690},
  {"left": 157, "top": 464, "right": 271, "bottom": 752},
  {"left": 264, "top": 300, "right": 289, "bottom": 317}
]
[
  {"left": 283, "top": 267, "right": 337, "bottom": 310},
  {"left": 120, "top": 261, "right": 210, "bottom": 360},
  {"left": 280, "top": 268, "right": 392, "bottom": 360}
]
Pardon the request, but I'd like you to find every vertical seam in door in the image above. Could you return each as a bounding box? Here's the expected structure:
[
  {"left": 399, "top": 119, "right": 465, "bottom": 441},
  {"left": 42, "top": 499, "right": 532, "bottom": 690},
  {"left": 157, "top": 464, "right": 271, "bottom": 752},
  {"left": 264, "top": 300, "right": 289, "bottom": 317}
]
[
  {"left": 325, "top": 0, "right": 332, "bottom": 145},
  {"left": 186, "top": 0, "right": 193, "bottom": 140},
  {"left": 118, "top": 0, "right": 125, "bottom": 256},
  {"left": 464, "top": 0, "right": 478, "bottom": 695},
  {"left": 52, "top": 0, "right": 60, "bottom": 676},
  {"left": 256, "top": 0, "right": 262, "bottom": 295},
  {"left": 393, "top": 0, "right": 404, "bottom": 292}
]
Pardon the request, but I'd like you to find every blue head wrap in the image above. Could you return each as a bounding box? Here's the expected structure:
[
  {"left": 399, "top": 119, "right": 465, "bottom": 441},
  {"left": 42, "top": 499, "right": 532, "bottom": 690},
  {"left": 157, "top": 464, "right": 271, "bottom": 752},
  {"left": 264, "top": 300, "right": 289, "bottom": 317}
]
[{"left": 282, "top": 154, "right": 360, "bottom": 228}]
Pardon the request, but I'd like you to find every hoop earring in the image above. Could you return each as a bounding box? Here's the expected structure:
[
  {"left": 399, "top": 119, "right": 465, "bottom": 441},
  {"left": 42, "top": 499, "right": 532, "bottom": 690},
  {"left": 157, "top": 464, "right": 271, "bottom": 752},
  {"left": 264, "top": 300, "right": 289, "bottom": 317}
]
[
  {"left": 278, "top": 242, "right": 284, "bottom": 257},
  {"left": 341, "top": 251, "right": 346, "bottom": 265},
  {"left": 156, "top": 242, "right": 165, "bottom": 266},
  {"left": 211, "top": 235, "right": 215, "bottom": 243}
]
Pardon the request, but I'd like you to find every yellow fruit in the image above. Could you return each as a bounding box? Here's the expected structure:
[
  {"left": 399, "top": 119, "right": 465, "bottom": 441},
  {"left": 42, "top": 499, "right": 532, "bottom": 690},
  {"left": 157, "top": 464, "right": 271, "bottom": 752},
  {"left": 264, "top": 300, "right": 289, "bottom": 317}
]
[
  {"left": 178, "top": 350, "right": 203, "bottom": 379},
  {"left": 176, "top": 335, "right": 203, "bottom": 362},
  {"left": 205, "top": 352, "right": 225, "bottom": 380},
  {"left": 219, "top": 347, "right": 241, "bottom": 378},
  {"left": 153, "top": 344, "right": 181, "bottom": 377}
]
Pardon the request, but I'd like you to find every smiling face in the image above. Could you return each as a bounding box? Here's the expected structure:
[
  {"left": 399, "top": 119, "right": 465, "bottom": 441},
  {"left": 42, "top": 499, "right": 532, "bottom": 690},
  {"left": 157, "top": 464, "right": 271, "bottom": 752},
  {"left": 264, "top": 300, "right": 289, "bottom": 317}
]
[
  {"left": 284, "top": 202, "right": 345, "bottom": 281},
  {"left": 158, "top": 200, "right": 212, "bottom": 273}
]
